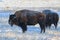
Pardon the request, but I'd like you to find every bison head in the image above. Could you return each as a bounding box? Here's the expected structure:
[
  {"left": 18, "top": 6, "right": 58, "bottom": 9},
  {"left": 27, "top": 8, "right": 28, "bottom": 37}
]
[{"left": 8, "top": 14, "right": 17, "bottom": 26}]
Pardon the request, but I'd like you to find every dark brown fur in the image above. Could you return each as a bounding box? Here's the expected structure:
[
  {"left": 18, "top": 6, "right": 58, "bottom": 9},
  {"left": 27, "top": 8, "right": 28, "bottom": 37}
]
[{"left": 9, "top": 9, "right": 46, "bottom": 33}]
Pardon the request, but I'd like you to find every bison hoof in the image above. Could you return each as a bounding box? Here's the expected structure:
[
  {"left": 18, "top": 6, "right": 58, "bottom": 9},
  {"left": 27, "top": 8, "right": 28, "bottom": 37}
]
[{"left": 22, "top": 30, "right": 26, "bottom": 33}]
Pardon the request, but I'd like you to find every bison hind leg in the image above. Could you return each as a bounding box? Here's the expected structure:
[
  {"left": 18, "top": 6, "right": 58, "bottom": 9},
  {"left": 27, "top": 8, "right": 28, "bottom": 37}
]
[
  {"left": 54, "top": 22, "right": 58, "bottom": 29},
  {"left": 40, "top": 25, "right": 45, "bottom": 33},
  {"left": 48, "top": 24, "right": 51, "bottom": 29},
  {"left": 39, "top": 23, "right": 45, "bottom": 33}
]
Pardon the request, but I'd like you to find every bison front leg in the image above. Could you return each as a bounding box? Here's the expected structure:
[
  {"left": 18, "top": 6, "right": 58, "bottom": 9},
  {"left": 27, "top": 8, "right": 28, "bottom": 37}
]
[
  {"left": 21, "top": 25, "right": 27, "bottom": 33},
  {"left": 20, "top": 23, "right": 27, "bottom": 33}
]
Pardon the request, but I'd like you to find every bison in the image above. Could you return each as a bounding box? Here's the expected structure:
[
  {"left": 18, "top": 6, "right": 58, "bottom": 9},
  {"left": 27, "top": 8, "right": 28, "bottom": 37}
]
[
  {"left": 8, "top": 9, "right": 46, "bottom": 33},
  {"left": 42, "top": 10, "right": 59, "bottom": 29}
]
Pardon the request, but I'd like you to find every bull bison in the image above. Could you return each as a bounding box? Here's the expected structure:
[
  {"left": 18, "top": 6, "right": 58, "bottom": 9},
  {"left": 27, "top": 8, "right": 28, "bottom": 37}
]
[
  {"left": 42, "top": 10, "right": 59, "bottom": 29},
  {"left": 8, "top": 9, "right": 46, "bottom": 33}
]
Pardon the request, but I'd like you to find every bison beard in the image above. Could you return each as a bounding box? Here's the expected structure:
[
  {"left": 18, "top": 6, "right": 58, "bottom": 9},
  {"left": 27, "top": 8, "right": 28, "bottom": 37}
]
[{"left": 8, "top": 9, "right": 46, "bottom": 33}]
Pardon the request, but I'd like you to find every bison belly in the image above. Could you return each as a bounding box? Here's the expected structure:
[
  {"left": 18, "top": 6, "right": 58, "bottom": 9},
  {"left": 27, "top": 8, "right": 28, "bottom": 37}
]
[{"left": 27, "top": 15, "right": 38, "bottom": 25}]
